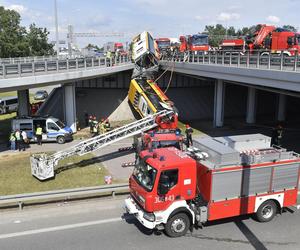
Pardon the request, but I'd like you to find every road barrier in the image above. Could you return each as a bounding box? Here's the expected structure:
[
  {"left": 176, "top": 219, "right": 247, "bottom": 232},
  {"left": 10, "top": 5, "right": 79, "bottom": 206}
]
[
  {"left": 0, "top": 55, "right": 131, "bottom": 79},
  {"left": 0, "top": 183, "right": 129, "bottom": 210},
  {"left": 163, "top": 50, "right": 300, "bottom": 72}
]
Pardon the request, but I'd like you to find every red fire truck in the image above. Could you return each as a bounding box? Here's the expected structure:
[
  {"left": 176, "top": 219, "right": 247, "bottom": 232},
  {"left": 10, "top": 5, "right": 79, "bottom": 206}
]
[
  {"left": 155, "top": 38, "right": 171, "bottom": 54},
  {"left": 220, "top": 38, "right": 246, "bottom": 53},
  {"left": 179, "top": 34, "right": 210, "bottom": 54},
  {"left": 125, "top": 134, "right": 300, "bottom": 237},
  {"left": 220, "top": 24, "right": 300, "bottom": 55}
]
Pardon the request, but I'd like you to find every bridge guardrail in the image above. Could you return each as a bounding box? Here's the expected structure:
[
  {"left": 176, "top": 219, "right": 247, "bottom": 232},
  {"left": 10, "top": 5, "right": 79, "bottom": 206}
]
[
  {"left": 0, "top": 54, "right": 83, "bottom": 64},
  {"left": 164, "top": 50, "right": 300, "bottom": 72},
  {"left": 0, "top": 183, "right": 129, "bottom": 210},
  {"left": 0, "top": 55, "right": 131, "bottom": 79}
]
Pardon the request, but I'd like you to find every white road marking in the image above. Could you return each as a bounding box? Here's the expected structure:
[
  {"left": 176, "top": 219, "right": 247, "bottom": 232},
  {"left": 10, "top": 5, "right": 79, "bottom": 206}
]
[{"left": 0, "top": 217, "right": 122, "bottom": 240}]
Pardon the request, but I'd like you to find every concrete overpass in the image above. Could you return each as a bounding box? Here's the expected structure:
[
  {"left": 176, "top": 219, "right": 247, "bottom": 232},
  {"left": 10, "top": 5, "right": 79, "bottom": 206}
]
[
  {"left": 1, "top": 52, "right": 300, "bottom": 132},
  {"left": 0, "top": 56, "right": 134, "bottom": 132},
  {"left": 161, "top": 52, "right": 300, "bottom": 127}
]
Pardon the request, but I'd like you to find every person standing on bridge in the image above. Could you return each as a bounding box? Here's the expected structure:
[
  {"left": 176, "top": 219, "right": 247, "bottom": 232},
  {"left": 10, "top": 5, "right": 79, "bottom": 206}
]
[
  {"left": 35, "top": 124, "right": 43, "bottom": 146},
  {"left": 185, "top": 124, "right": 193, "bottom": 148}
]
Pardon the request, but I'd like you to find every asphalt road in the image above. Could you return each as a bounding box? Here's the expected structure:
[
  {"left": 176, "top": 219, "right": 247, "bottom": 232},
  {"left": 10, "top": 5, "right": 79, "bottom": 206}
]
[{"left": 0, "top": 197, "right": 299, "bottom": 250}]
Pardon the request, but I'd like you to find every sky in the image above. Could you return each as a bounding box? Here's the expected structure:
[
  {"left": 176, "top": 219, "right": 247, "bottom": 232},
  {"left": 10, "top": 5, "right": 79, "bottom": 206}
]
[{"left": 0, "top": 0, "right": 300, "bottom": 47}]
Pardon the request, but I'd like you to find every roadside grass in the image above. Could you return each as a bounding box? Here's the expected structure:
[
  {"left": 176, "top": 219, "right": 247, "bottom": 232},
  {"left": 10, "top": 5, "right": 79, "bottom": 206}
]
[
  {"left": 0, "top": 91, "right": 17, "bottom": 98},
  {"left": 0, "top": 153, "right": 112, "bottom": 195}
]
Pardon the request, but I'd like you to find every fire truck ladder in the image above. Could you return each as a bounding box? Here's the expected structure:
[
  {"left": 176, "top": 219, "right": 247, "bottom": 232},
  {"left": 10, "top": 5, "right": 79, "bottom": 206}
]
[{"left": 30, "top": 110, "right": 173, "bottom": 181}]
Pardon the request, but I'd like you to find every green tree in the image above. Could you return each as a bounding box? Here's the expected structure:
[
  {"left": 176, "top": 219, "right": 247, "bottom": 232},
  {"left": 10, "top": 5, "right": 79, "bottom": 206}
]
[
  {"left": 0, "top": 6, "right": 27, "bottom": 57},
  {"left": 0, "top": 6, "right": 54, "bottom": 58},
  {"left": 26, "top": 23, "right": 54, "bottom": 56},
  {"left": 85, "top": 43, "right": 101, "bottom": 51},
  {"left": 204, "top": 24, "right": 226, "bottom": 47},
  {"left": 282, "top": 25, "right": 297, "bottom": 32}
]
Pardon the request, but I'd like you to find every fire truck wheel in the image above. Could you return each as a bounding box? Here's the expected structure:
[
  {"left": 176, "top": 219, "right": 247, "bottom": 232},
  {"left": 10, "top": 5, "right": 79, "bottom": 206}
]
[
  {"left": 165, "top": 213, "right": 190, "bottom": 237},
  {"left": 255, "top": 200, "right": 277, "bottom": 222}
]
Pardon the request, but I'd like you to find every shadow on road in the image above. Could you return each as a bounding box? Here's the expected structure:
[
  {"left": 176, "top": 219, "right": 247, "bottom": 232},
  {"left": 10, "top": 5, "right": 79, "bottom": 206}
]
[
  {"left": 122, "top": 213, "right": 154, "bottom": 236},
  {"left": 55, "top": 149, "right": 134, "bottom": 174}
]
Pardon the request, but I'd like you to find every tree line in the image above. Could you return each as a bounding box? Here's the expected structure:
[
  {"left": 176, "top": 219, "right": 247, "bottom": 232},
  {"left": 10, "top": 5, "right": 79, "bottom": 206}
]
[
  {"left": 204, "top": 24, "right": 298, "bottom": 47},
  {"left": 0, "top": 6, "right": 54, "bottom": 58}
]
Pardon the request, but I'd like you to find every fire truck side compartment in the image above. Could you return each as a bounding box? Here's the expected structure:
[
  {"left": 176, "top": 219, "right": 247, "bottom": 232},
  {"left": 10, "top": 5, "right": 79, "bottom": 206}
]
[{"left": 193, "top": 134, "right": 300, "bottom": 220}]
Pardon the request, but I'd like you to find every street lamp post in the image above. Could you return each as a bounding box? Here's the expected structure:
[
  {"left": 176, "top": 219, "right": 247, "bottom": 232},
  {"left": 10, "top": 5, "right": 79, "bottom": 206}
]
[{"left": 54, "top": 0, "right": 60, "bottom": 56}]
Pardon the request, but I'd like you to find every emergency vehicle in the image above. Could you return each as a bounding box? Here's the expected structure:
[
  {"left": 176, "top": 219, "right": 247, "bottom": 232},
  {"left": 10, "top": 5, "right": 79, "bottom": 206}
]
[
  {"left": 125, "top": 134, "right": 300, "bottom": 237},
  {"left": 12, "top": 116, "right": 73, "bottom": 144},
  {"left": 179, "top": 34, "right": 210, "bottom": 54}
]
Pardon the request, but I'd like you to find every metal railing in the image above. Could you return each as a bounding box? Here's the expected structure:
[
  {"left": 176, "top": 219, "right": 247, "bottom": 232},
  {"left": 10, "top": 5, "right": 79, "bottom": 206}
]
[
  {"left": 165, "top": 50, "right": 300, "bottom": 72},
  {"left": 0, "top": 54, "right": 83, "bottom": 64},
  {"left": 0, "top": 55, "right": 132, "bottom": 79},
  {"left": 0, "top": 183, "right": 129, "bottom": 210}
]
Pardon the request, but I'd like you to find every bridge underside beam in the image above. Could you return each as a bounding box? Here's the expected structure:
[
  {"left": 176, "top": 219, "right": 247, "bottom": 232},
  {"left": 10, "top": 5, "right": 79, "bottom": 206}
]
[
  {"left": 63, "top": 84, "right": 77, "bottom": 132},
  {"left": 160, "top": 62, "right": 300, "bottom": 93},
  {"left": 17, "top": 89, "right": 30, "bottom": 117},
  {"left": 213, "top": 79, "right": 225, "bottom": 127},
  {"left": 277, "top": 94, "right": 286, "bottom": 122},
  {"left": 246, "top": 87, "right": 257, "bottom": 124}
]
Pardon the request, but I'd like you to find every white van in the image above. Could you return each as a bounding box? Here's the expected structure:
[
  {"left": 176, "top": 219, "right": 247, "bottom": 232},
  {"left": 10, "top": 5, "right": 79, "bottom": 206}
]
[
  {"left": 0, "top": 96, "right": 18, "bottom": 114},
  {"left": 12, "top": 116, "right": 73, "bottom": 144}
]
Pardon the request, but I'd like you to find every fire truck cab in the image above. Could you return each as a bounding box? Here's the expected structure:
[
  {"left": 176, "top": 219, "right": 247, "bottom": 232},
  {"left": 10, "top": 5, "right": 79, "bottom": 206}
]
[
  {"left": 125, "top": 134, "right": 300, "bottom": 237},
  {"left": 179, "top": 34, "right": 210, "bottom": 54}
]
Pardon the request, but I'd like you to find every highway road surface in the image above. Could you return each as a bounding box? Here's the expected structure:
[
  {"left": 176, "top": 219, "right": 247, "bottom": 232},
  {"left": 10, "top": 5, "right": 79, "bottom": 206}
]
[{"left": 0, "top": 197, "right": 300, "bottom": 250}]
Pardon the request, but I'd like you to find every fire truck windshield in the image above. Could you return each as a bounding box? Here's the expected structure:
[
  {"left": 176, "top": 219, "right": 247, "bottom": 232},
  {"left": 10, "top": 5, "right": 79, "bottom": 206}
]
[
  {"left": 296, "top": 35, "right": 300, "bottom": 45},
  {"left": 157, "top": 41, "right": 170, "bottom": 49},
  {"left": 133, "top": 158, "right": 157, "bottom": 191},
  {"left": 152, "top": 140, "right": 181, "bottom": 150},
  {"left": 191, "top": 35, "right": 208, "bottom": 46}
]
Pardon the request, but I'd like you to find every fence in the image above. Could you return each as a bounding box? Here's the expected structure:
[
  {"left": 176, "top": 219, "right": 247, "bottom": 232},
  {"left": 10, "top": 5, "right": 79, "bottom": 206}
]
[
  {"left": 0, "top": 55, "right": 131, "bottom": 79},
  {"left": 165, "top": 50, "right": 300, "bottom": 72}
]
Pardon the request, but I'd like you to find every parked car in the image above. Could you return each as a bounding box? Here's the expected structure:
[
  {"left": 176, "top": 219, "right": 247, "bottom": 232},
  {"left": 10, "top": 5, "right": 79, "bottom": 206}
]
[
  {"left": 34, "top": 90, "right": 48, "bottom": 100},
  {"left": 0, "top": 96, "right": 18, "bottom": 114}
]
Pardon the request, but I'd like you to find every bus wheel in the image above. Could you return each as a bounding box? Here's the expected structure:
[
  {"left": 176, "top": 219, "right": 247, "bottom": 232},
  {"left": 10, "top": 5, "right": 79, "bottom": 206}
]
[
  {"left": 165, "top": 213, "right": 190, "bottom": 237},
  {"left": 57, "top": 136, "right": 66, "bottom": 144},
  {"left": 255, "top": 200, "right": 277, "bottom": 222}
]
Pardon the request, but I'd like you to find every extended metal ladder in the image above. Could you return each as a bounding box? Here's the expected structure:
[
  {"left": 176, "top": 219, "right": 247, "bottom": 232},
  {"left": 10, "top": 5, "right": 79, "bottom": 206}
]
[{"left": 30, "top": 110, "right": 173, "bottom": 180}]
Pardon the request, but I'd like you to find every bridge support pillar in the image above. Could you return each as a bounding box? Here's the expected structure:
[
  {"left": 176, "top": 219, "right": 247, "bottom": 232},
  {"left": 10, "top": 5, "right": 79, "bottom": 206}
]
[
  {"left": 17, "top": 89, "right": 30, "bottom": 117},
  {"left": 277, "top": 94, "right": 286, "bottom": 122},
  {"left": 246, "top": 87, "right": 257, "bottom": 124},
  {"left": 213, "top": 79, "right": 225, "bottom": 127},
  {"left": 63, "top": 84, "right": 77, "bottom": 132}
]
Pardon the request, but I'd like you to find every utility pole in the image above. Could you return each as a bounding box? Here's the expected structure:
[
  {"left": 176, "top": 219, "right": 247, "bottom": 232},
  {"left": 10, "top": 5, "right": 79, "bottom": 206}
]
[{"left": 54, "top": 0, "right": 60, "bottom": 56}]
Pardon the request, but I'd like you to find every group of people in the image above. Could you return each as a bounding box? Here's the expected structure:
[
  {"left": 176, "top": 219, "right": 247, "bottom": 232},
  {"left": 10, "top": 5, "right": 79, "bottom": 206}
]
[
  {"left": 9, "top": 129, "right": 28, "bottom": 151},
  {"left": 86, "top": 115, "right": 111, "bottom": 136}
]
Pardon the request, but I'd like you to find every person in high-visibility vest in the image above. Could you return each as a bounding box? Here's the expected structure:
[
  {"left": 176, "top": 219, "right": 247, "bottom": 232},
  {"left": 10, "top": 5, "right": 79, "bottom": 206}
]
[
  {"left": 35, "top": 124, "right": 43, "bottom": 146},
  {"left": 9, "top": 131, "right": 16, "bottom": 151},
  {"left": 92, "top": 116, "right": 98, "bottom": 136},
  {"left": 104, "top": 118, "right": 111, "bottom": 132}
]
